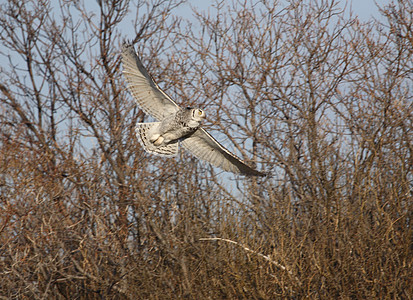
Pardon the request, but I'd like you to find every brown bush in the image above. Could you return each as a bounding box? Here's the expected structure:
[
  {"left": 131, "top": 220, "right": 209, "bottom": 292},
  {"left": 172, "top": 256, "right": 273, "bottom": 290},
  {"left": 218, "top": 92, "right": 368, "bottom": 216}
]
[{"left": 0, "top": 0, "right": 411, "bottom": 298}]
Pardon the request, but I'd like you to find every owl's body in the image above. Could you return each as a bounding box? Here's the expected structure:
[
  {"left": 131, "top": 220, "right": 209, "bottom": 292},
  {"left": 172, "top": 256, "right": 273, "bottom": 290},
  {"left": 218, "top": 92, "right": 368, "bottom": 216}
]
[
  {"left": 122, "top": 43, "right": 265, "bottom": 176},
  {"left": 135, "top": 108, "right": 204, "bottom": 157}
]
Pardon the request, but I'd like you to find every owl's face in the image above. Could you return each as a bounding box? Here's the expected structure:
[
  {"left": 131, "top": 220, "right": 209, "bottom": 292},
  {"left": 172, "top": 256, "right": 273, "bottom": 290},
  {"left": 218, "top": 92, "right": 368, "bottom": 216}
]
[{"left": 191, "top": 108, "right": 206, "bottom": 121}]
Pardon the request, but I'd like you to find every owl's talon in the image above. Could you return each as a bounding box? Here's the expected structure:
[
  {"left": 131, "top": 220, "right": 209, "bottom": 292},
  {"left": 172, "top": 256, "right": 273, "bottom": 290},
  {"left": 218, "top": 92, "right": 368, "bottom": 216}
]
[{"left": 153, "top": 136, "right": 164, "bottom": 146}]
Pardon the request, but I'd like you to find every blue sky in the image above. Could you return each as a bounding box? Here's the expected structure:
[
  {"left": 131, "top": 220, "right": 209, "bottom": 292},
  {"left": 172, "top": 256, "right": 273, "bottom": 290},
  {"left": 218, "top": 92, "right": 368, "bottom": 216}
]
[
  {"left": 346, "top": 0, "right": 390, "bottom": 20},
  {"left": 177, "top": 0, "right": 389, "bottom": 22}
]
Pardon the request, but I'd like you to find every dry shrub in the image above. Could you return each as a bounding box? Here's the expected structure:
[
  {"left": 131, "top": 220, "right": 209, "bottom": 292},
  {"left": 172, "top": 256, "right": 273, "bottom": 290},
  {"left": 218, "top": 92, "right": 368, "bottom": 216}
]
[{"left": 0, "top": 0, "right": 411, "bottom": 298}]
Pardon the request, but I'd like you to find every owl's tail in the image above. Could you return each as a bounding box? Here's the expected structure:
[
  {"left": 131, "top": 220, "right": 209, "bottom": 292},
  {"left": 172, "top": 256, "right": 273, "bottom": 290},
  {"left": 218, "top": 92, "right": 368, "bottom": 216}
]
[{"left": 135, "top": 122, "right": 179, "bottom": 157}]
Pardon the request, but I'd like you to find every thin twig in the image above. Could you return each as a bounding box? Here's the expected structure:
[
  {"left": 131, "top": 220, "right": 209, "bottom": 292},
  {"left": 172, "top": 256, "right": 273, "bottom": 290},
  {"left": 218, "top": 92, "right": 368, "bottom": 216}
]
[{"left": 200, "top": 237, "right": 301, "bottom": 285}]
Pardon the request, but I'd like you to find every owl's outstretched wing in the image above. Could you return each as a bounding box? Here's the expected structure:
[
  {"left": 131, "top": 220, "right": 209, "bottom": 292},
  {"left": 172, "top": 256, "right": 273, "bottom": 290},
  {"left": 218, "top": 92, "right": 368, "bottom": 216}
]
[
  {"left": 181, "top": 128, "right": 265, "bottom": 176},
  {"left": 122, "top": 43, "right": 180, "bottom": 121}
]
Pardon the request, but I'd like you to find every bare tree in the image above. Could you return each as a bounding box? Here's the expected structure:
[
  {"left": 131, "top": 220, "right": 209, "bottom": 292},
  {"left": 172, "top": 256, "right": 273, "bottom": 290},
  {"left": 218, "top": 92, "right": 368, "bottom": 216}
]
[{"left": 0, "top": 0, "right": 411, "bottom": 298}]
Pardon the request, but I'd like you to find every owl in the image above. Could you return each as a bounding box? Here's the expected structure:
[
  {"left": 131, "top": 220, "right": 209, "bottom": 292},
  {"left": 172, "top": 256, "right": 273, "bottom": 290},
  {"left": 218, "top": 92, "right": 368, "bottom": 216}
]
[{"left": 122, "top": 43, "right": 265, "bottom": 176}]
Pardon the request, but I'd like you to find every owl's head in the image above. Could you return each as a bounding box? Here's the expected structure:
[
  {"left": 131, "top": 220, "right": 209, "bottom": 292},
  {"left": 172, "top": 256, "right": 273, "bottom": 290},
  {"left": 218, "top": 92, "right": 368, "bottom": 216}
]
[{"left": 191, "top": 108, "right": 206, "bottom": 121}]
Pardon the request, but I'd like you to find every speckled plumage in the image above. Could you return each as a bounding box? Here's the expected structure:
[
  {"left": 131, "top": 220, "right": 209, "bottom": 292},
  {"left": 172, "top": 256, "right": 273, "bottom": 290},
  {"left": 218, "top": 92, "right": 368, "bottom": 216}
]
[
  {"left": 135, "top": 108, "right": 202, "bottom": 157},
  {"left": 122, "top": 43, "right": 265, "bottom": 176}
]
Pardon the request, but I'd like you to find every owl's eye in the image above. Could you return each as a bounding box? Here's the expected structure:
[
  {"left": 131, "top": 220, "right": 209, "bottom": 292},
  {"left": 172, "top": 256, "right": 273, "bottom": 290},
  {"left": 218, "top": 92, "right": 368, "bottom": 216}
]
[{"left": 198, "top": 110, "right": 203, "bottom": 115}]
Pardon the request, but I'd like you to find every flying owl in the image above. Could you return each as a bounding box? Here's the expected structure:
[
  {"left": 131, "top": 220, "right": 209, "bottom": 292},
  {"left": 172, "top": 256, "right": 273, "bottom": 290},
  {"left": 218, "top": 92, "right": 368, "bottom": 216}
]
[{"left": 122, "top": 43, "right": 265, "bottom": 176}]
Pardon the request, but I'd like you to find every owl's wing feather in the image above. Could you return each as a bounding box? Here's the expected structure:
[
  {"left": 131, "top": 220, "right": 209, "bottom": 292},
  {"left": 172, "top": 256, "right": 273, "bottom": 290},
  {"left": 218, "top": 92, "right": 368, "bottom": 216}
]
[
  {"left": 182, "top": 128, "right": 265, "bottom": 176},
  {"left": 122, "top": 43, "right": 180, "bottom": 120}
]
